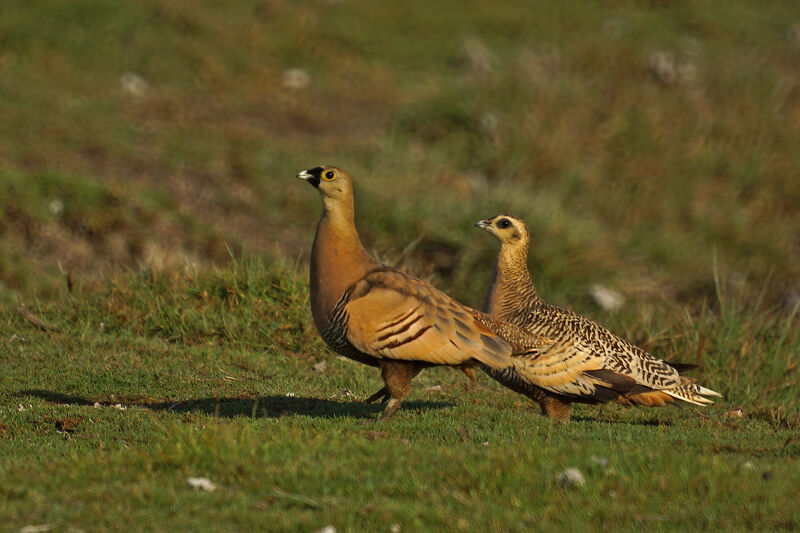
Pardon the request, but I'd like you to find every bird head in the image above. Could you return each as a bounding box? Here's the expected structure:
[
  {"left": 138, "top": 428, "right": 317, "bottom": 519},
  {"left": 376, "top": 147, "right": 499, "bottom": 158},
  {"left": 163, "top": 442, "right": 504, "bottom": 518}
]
[
  {"left": 474, "top": 215, "right": 529, "bottom": 247},
  {"left": 296, "top": 165, "right": 353, "bottom": 202}
]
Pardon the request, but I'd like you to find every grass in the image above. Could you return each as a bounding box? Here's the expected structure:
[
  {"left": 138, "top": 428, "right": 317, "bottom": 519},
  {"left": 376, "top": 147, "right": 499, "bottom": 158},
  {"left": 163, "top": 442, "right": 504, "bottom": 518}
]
[
  {"left": 1, "top": 0, "right": 799, "bottom": 308},
  {"left": 1, "top": 261, "right": 799, "bottom": 531},
  {"left": 1, "top": 0, "right": 800, "bottom": 530}
]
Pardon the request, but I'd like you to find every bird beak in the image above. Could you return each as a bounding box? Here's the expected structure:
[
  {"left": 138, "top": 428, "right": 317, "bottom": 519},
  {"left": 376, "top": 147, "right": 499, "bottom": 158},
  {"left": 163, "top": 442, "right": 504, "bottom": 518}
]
[
  {"left": 474, "top": 219, "right": 491, "bottom": 229},
  {"left": 296, "top": 168, "right": 321, "bottom": 188}
]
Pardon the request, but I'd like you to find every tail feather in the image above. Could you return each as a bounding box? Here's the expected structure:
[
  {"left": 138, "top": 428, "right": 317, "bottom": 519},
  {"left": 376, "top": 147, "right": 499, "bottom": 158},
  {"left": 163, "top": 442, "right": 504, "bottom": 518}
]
[
  {"left": 620, "top": 377, "right": 721, "bottom": 408},
  {"left": 693, "top": 385, "right": 722, "bottom": 397},
  {"left": 663, "top": 382, "right": 721, "bottom": 406},
  {"left": 664, "top": 362, "right": 699, "bottom": 373}
]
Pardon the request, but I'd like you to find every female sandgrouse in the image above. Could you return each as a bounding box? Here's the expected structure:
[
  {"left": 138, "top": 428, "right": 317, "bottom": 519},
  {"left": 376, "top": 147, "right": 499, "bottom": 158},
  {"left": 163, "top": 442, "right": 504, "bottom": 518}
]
[{"left": 474, "top": 214, "right": 720, "bottom": 421}]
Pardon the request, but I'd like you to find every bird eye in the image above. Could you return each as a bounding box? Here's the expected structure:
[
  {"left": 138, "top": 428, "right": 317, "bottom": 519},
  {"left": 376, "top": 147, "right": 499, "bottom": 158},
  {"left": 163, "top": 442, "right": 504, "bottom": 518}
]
[
  {"left": 323, "top": 170, "right": 336, "bottom": 181},
  {"left": 497, "top": 218, "right": 511, "bottom": 229}
]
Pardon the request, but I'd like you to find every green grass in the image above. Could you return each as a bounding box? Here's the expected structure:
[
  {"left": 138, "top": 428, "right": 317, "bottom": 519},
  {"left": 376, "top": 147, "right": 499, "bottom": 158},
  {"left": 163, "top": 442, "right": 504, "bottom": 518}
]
[
  {"left": 0, "top": 166, "right": 224, "bottom": 298},
  {"left": 1, "top": 261, "right": 799, "bottom": 531},
  {"left": 1, "top": 0, "right": 800, "bottom": 530},
  {"left": 2, "top": 0, "right": 800, "bottom": 309}
]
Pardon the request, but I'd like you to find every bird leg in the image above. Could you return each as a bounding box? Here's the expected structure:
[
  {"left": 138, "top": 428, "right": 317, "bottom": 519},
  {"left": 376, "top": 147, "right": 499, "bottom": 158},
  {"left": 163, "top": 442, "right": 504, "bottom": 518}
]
[
  {"left": 379, "top": 360, "right": 421, "bottom": 420},
  {"left": 540, "top": 396, "right": 572, "bottom": 422},
  {"left": 364, "top": 386, "right": 390, "bottom": 404},
  {"left": 372, "top": 365, "right": 475, "bottom": 403},
  {"left": 460, "top": 366, "right": 478, "bottom": 391}
]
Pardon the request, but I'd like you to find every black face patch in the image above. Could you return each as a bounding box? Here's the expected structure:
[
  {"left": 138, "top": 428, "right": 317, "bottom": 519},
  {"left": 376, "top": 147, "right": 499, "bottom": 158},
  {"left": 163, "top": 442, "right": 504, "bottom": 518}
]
[{"left": 304, "top": 166, "right": 323, "bottom": 188}]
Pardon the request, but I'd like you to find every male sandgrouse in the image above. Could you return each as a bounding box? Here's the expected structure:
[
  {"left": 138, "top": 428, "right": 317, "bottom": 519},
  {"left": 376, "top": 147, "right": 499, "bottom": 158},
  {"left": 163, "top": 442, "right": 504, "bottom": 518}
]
[
  {"left": 296, "top": 165, "right": 514, "bottom": 419},
  {"left": 474, "top": 214, "right": 721, "bottom": 421}
]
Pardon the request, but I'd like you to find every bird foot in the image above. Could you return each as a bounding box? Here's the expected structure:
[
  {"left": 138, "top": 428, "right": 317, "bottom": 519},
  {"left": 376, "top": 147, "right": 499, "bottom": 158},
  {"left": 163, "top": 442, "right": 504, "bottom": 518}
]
[{"left": 380, "top": 398, "right": 402, "bottom": 420}]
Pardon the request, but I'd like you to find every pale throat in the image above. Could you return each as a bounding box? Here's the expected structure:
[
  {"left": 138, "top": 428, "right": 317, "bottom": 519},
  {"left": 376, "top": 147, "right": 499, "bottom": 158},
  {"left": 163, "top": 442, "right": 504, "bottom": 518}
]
[
  {"left": 483, "top": 241, "right": 534, "bottom": 318},
  {"left": 496, "top": 242, "right": 534, "bottom": 291}
]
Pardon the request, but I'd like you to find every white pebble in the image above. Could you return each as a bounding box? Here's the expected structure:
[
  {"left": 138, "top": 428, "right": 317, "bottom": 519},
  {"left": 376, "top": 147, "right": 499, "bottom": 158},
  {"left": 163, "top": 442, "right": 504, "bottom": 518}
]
[
  {"left": 186, "top": 477, "right": 217, "bottom": 492},
  {"left": 19, "top": 525, "right": 53, "bottom": 533},
  {"left": 48, "top": 199, "right": 64, "bottom": 216},
  {"left": 120, "top": 72, "right": 149, "bottom": 97},
  {"left": 590, "top": 284, "right": 624, "bottom": 312},
  {"left": 556, "top": 467, "right": 586, "bottom": 488},
  {"left": 282, "top": 68, "right": 310, "bottom": 90}
]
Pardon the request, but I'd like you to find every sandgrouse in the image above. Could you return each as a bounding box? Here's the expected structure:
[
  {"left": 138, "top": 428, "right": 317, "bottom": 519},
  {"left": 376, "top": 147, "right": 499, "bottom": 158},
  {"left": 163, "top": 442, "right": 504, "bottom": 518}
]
[
  {"left": 474, "top": 214, "right": 721, "bottom": 421},
  {"left": 296, "top": 165, "right": 514, "bottom": 419}
]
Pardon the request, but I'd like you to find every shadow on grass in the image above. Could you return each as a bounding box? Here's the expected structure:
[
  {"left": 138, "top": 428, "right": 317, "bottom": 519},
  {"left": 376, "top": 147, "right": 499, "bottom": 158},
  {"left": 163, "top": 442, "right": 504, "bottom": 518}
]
[
  {"left": 570, "top": 415, "right": 671, "bottom": 426},
  {"left": 17, "top": 389, "right": 453, "bottom": 420}
]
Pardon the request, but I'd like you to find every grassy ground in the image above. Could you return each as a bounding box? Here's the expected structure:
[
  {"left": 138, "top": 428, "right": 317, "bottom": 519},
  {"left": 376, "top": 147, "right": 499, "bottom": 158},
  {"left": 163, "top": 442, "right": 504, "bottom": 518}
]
[
  {"left": 2, "top": 0, "right": 800, "bottom": 530},
  {"left": 1, "top": 261, "right": 799, "bottom": 531},
  {"left": 2, "top": 0, "right": 800, "bottom": 306}
]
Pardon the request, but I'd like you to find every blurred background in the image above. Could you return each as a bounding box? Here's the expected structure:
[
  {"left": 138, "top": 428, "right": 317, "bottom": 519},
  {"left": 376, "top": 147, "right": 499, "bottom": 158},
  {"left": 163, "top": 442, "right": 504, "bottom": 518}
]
[{"left": 1, "top": 0, "right": 799, "bottom": 318}]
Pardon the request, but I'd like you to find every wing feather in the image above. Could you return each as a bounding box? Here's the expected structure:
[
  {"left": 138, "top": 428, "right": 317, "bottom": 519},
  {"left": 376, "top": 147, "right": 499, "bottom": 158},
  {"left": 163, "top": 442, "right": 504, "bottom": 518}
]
[
  {"left": 344, "top": 271, "right": 512, "bottom": 368},
  {"left": 509, "top": 339, "right": 636, "bottom": 400}
]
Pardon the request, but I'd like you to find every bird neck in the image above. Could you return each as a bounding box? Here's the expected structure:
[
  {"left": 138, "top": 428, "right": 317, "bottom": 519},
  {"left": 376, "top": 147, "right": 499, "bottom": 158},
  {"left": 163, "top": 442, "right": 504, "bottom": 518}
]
[
  {"left": 309, "top": 198, "right": 379, "bottom": 332},
  {"left": 483, "top": 242, "right": 538, "bottom": 321}
]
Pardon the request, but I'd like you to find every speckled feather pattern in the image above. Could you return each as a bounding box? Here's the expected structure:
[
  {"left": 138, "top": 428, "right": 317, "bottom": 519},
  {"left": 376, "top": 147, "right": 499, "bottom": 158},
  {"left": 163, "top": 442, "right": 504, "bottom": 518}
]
[{"left": 477, "top": 215, "right": 720, "bottom": 412}]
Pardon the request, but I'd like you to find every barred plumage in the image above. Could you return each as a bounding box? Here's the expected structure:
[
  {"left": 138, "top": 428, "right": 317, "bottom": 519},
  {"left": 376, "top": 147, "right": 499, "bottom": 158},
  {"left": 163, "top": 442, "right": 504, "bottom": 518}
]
[{"left": 475, "top": 215, "right": 721, "bottom": 421}]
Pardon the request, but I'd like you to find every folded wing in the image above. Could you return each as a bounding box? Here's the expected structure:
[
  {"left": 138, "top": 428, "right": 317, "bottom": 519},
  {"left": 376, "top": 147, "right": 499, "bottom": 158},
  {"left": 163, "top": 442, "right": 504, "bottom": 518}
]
[
  {"left": 344, "top": 270, "right": 512, "bottom": 369},
  {"left": 508, "top": 338, "right": 694, "bottom": 403}
]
